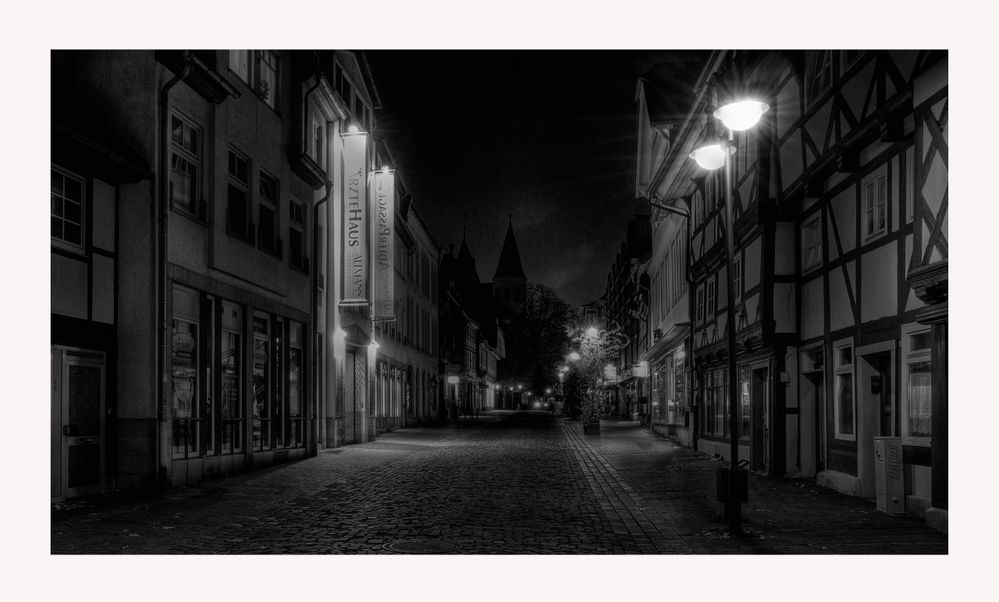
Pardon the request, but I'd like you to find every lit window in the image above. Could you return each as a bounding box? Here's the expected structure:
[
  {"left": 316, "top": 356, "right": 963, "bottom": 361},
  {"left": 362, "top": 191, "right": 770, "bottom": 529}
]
[
  {"left": 51, "top": 166, "right": 84, "bottom": 251},
  {"left": 833, "top": 340, "right": 855, "bottom": 440},
  {"left": 863, "top": 166, "right": 888, "bottom": 241},
  {"left": 902, "top": 324, "right": 932, "bottom": 439}
]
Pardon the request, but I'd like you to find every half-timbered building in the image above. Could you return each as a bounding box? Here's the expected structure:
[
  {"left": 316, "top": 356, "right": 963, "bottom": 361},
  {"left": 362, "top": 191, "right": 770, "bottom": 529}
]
[{"left": 644, "top": 49, "right": 947, "bottom": 529}]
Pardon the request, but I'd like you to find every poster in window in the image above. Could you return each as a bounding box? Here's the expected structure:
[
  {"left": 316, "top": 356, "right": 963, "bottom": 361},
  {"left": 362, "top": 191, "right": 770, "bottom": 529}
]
[
  {"left": 171, "top": 326, "right": 197, "bottom": 418},
  {"left": 288, "top": 348, "right": 301, "bottom": 417}
]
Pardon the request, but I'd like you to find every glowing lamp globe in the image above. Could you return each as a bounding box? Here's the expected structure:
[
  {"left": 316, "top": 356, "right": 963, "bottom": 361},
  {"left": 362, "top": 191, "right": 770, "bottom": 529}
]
[
  {"left": 585, "top": 327, "right": 599, "bottom": 339},
  {"left": 690, "top": 144, "right": 727, "bottom": 171},
  {"left": 714, "top": 100, "right": 769, "bottom": 132}
]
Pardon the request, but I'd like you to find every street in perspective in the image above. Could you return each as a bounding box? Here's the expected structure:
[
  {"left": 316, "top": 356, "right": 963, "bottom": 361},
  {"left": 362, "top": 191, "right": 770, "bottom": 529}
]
[{"left": 49, "top": 43, "right": 952, "bottom": 575}]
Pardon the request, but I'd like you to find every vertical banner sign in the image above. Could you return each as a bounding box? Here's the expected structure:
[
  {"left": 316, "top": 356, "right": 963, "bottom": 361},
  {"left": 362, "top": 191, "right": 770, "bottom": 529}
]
[
  {"left": 340, "top": 132, "right": 368, "bottom": 305},
  {"left": 371, "top": 169, "right": 395, "bottom": 319}
]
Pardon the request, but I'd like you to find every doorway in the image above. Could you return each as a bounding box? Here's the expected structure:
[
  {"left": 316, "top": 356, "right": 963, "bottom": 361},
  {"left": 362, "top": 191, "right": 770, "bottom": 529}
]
[
  {"left": 750, "top": 366, "right": 769, "bottom": 472},
  {"left": 343, "top": 351, "right": 367, "bottom": 444},
  {"left": 857, "top": 342, "right": 895, "bottom": 498},
  {"left": 52, "top": 347, "right": 106, "bottom": 501},
  {"left": 800, "top": 371, "right": 824, "bottom": 477}
]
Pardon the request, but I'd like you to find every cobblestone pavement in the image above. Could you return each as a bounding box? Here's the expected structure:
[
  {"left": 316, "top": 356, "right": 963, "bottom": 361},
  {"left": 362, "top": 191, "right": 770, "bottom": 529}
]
[{"left": 51, "top": 412, "right": 947, "bottom": 554}]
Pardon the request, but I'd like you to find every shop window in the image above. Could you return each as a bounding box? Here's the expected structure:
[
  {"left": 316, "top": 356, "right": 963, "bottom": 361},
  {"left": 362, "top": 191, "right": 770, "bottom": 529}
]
[
  {"left": 288, "top": 321, "right": 305, "bottom": 447},
  {"left": 170, "top": 114, "right": 202, "bottom": 218},
  {"left": 171, "top": 285, "right": 200, "bottom": 459},
  {"left": 833, "top": 339, "right": 855, "bottom": 440},
  {"left": 221, "top": 301, "right": 244, "bottom": 454},
  {"left": 227, "top": 149, "right": 252, "bottom": 241},
  {"left": 863, "top": 166, "right": 888, "bottom": 242},
  {"left": 271, "top": 315, "right": 285, "bottom": 449},
  {"left": 902, "top": 324, "right": 932, "bottom": 440},
  {"left": 714, "top": 369, "right": 728, "bottom": 437},
  {"left": 802, "top": 214, "right": 822, "bottom": 273},
  {"left": 739, "top": 366, "right": 751, "bottom": 439},
  {"left": 252, "top": 312, "right": 273, "bottom": 451},
  {"left": 258, "top": 171, "right": 280, "bottom": 256},
  {"left": 51, "top": 166, "right": 85, "bottom": 252}
]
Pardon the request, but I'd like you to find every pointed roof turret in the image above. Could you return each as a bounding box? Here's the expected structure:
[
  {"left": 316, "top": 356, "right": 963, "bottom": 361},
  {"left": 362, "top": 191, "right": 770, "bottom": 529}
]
[{"left": 493, "top": 215, "right": 526, "bottom": 280}]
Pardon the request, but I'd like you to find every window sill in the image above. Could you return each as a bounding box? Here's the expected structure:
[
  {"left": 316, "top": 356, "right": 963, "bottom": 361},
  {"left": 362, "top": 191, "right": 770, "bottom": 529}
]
[{"left": 170, "top": 204, "right": 209, "bottom": 227}]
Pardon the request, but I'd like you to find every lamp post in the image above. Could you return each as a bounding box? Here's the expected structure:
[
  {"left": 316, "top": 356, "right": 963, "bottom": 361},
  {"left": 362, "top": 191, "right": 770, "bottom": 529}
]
[{"left": 691, "top": 96, "right": 768, "bottom": 534}]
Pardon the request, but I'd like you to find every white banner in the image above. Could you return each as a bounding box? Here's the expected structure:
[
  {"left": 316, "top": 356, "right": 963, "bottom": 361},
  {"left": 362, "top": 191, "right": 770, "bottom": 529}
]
[
  {"left": 371, "top": 169, "right": 395, "bottom": 319},
  {"left": 340, "top": 132, "right": 368, "bottom": 305}
]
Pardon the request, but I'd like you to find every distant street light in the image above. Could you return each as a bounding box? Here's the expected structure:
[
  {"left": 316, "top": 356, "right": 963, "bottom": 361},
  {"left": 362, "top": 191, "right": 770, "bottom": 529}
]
[{"left": 690, "top": 92, "right": 769, "bottom": 534}]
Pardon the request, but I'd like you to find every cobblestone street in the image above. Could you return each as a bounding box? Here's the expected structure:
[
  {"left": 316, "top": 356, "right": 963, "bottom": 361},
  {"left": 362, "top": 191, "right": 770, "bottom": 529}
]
[{"left": 51, "top": 412, "right": 946, "bottom": 555}]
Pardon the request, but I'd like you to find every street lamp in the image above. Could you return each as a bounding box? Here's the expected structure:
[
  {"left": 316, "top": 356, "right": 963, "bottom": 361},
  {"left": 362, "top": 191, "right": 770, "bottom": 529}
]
[{"left": 690, "top": 94, "right": 768, "bottom": 534}]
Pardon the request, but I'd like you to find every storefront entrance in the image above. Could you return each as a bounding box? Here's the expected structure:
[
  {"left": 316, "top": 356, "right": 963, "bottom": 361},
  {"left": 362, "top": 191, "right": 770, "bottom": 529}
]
[
  {"left": 52, "top": 346, "right": 105, "bottom": 501},
  {"left": 344, "top": 351, "right": 367, "bottom": 444}
]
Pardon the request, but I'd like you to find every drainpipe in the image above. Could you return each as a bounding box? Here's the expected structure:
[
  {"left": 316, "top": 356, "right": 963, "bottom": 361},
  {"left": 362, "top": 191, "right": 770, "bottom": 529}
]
[
  {"left": 312, "top": 177, "right": 333, "bottom": 450},
  {"left": 157, "top": 52, "right": 192, "bottom": 492}
]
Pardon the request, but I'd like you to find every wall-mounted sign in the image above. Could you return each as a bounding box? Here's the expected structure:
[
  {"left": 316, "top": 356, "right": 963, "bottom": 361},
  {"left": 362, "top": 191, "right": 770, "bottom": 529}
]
[
  {"left": 371, "top": 169, "right": 395, "bottom": 319},
  {"left": 340, "top": 132, "right": 369, "bottom": 305}
]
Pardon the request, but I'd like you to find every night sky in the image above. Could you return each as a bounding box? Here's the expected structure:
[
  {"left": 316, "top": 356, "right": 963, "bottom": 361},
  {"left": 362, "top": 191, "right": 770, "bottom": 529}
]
[{"left": 366, "top": 50, "right": 700, "bottom": 306}]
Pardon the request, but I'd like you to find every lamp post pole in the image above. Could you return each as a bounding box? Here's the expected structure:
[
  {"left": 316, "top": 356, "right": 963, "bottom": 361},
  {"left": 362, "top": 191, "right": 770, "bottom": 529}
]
[
  {"left": 722, "top": 129, "right": 742, "bottom": 532},
  {"left": 690, "top": 94, "right": 769, "bottom": 535}
]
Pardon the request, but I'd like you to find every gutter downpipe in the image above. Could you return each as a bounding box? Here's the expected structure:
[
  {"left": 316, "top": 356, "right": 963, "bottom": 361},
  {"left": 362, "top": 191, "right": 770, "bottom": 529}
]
[
  {"left": 157, "top": 52, "right": 192, "bottom": 492},
  {"left": 313, "top": 177, "right": 333, "bottom": 450}
]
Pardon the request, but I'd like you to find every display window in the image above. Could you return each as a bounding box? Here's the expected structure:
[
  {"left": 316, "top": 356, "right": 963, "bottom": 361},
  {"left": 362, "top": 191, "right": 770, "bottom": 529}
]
[
  {"left": 221, "top": 301, "right": 244, "bottom": 454},
  {"left": 171, "top": 286, "right": 200, "bottom": 459}
]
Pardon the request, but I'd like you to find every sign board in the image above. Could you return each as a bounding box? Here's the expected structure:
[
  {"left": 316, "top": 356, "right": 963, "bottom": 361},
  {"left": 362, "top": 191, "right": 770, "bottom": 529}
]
[
  {"left": 340, "top": 132, "right": 368, "bottom": 305},
  {"left": 371, "top": 169, "right": 395, "bottom": 319},
  {"left": 874, "top": 437, "right": 906, "bottom": 515}
]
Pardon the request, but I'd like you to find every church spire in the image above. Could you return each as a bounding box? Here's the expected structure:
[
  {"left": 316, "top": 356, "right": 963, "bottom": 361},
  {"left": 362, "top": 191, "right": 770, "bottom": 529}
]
[{"left": 493, "top": 216, "right": 526, "bottom": 281}]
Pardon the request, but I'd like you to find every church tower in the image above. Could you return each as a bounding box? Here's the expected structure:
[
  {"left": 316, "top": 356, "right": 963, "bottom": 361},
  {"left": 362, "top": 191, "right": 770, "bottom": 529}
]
[{"left": 492, "top": 215, "right": 527, "bottom": 319}]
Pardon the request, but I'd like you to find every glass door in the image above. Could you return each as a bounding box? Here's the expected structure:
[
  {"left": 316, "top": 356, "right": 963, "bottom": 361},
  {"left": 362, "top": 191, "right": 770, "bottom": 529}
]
[{"left": 54, "top": 347, "right": 105, "bottom": 499}]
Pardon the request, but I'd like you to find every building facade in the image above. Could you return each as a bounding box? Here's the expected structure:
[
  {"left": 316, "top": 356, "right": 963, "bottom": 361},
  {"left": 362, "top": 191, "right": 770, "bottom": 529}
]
[
  {"left": 642, "top": 49, "right": 947, "bottom": 529},
  {"left": 52, "top": 49, "right": 442, "bottom": 501},
  {"left": 602, "top": 214, "right": 651, "bottom": 419},
  {"left": 52, "top": 50, "right": 337, "bottom": 498}
]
